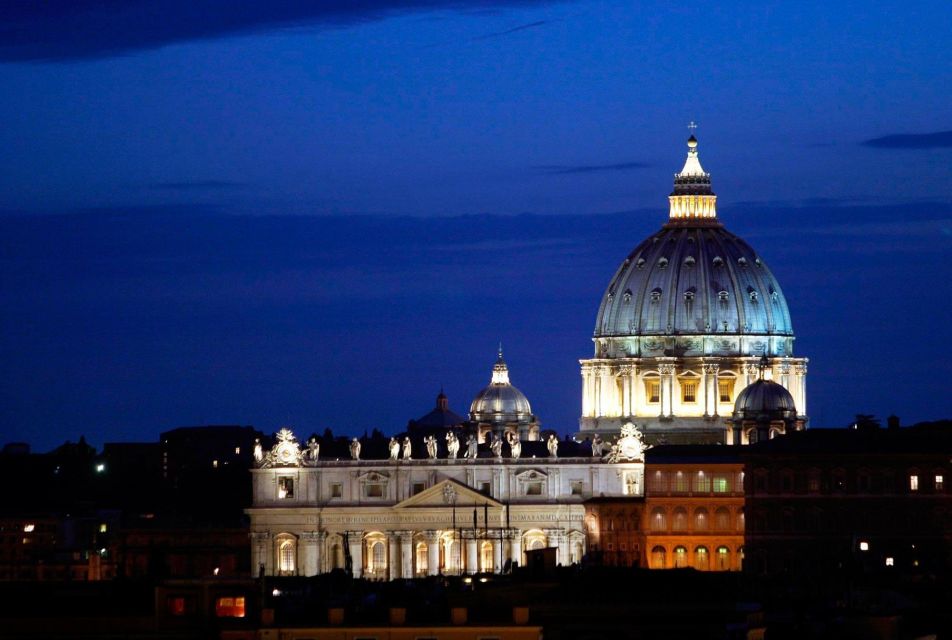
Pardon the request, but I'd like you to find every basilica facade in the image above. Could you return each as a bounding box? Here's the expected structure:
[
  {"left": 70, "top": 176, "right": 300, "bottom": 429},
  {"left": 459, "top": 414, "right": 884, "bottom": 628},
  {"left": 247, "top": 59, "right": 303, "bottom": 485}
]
[{"left": 246, "top": 135, "right": 808, "bottom": 577}]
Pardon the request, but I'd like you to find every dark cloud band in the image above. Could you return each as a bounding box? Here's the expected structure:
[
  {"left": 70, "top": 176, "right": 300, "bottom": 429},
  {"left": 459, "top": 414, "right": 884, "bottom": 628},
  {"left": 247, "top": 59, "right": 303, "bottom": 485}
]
[{"left": 861, "top": 130, "right": 952, "bottom": 149}]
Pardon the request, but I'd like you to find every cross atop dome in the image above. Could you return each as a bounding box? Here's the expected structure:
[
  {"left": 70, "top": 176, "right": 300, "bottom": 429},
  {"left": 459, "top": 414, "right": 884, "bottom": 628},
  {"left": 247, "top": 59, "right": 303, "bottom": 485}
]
[{"left": 668, "top": 132, "right": 718, "bottom": 223}]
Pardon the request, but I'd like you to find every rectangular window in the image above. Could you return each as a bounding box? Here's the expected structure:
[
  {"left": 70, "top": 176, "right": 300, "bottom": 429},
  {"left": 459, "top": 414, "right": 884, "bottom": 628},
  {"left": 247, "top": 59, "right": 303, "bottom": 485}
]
[
  {"left": 718, "top": 379, "right": 734, "bottom": 403},
  {"left": 681, "top": 381, "right": 697, "bottom": 403},
  {"left": 713, "top": 476, "right": 729, "bottom": 493},
  {"left": 215, "top": 596, "right": 246, "bottom": 618},
  {"left": 277, "top": 476, "right": 294, "bottom": 499},
  {"left": 526, "top": 481, "right": 543, "bottom": 496},
  {"left": 364, "top": 483, "right": 384, "bottom": 498},
  {"left": 570, "top": 480, "right": 584, "bottom": 495},
  {"left": 480, "top": 481, "right": 491, "bottom": 496},
  {"left": 910, "top": 475, "right": 919, "bottom": 492},
  {"left": 673, "top": 472, "right": 689, "bottom": 493},
  {"left": 936, "top": 475, "right": 944, "bottom": 490},
  {"left": 695, "top": 472, "right": 711, "bottom": 493},
  {"left": 646, "top": 380, "right": 660, "bottom": 403},
  {"left": 412, "top": 482, "right": 426, "bottom": 495},
  {"left": 330, "top": 482, "right": 343, "bottom": 498},
  {"left": 649, "top": 471, "right": 666, "bottom": 493}
]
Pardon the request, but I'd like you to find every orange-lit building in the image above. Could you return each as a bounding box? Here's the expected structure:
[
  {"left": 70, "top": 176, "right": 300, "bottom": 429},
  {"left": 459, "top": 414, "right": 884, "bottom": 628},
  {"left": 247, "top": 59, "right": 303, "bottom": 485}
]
[
  {"left": 642, "top": 446, "right": 745, "bottom": 570},
  {"left": 584, "top": 498, "right": 645, "bottom": 567}
]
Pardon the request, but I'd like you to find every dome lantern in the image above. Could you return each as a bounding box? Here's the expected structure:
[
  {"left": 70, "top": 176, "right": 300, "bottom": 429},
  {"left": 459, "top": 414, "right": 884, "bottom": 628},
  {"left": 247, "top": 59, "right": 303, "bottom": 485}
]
[{"left": 668, "top": 132, "right": 718, "bottom": 222}]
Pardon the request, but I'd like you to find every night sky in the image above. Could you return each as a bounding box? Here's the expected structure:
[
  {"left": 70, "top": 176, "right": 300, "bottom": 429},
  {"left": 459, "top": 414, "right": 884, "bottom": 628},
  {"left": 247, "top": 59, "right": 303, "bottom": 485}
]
[{"left": 1, "top": 1, "right": 950, "bottom": 452}]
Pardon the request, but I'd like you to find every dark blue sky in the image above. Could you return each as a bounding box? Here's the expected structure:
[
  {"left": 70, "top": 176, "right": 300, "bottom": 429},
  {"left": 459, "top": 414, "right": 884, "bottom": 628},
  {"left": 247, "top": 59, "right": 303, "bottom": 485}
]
[{"left": 1, "top": 1, "right": 950, "bottom": 451}]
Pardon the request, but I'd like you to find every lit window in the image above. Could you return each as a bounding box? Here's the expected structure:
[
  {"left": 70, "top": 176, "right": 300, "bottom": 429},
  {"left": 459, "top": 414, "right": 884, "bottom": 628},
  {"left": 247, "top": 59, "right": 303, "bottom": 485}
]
[
  {"left": 681, "top": 381, "right": 697, "bottom": 403},
  {"left": 212, "top": 460, "right": 219, "bottom": 469},
  {"left": 695, "top": 471, "right": 711, "bottom": 493},
  {"left": 95, "top": 463, "right": 105, "bottom": 473},
  {"left": 277, "top": 476, "right": 294, "bottom": 499},
  {"left": 718, "top": 379, "right": 733, "bottom": 403},
  {"left": 713, "top": 476, "right": 729, "bottom": 493},
  {"left": 674, "top": 472, "right": 689, "bottom": 493},
  {"left": 646, "top": 380, "right": 660, "bottom": 404},
  {"left": 330, "top": 483, "right": 343, "bottom": 498},
  {"left": 99, "top": 523, "right": 107, "bottom": 533},
  {"left": 936, "top": 475, "right": 944, "bottom": 490},
  {"left": 278, "top": 539, "right": 296, "bottom": 574},
  {"left": 234, "top": 447, "right": 241, "bottom": 455},
  {"left": 859, "top": 541, "right": 869, "bottom": 551},
  {"left": 215, "top": 596, "right": 246, "bottom": 618},
  {"left": 910, "top": 475, "right": 919, "bottom": 492},
  {"left": 885, "top": 557, "right": 894, "bottom": 567},
  {"left": 23, "top": 524, "right": 35, "bottom": 533}
]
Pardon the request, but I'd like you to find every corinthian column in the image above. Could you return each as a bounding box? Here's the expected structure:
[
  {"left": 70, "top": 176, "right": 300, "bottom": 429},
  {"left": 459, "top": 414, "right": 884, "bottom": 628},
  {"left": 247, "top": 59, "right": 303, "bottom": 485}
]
[
  {"left": 346, "top": 530, "right": 363, "bottom": 578},
  {"left": 299, "top": 531, "right": 324, "bottom": 577},
  {"left": 425, "top": 530, "right": 441, "bottom": 576},
  {"left": 399, "top": 531, "right": 413, "bottom": 579},
  {"left": 510, "top": 529, "right": 522, "bottom": 567},
  {"left": 250, "top": 531, "right": 271, "bottom": 577}
]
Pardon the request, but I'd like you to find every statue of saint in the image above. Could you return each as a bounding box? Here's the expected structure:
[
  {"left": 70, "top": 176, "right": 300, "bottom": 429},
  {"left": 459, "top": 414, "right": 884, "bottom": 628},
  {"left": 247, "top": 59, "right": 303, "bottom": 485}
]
[
  {"left": 490, "top": 434, "right": 503, "bottom": 459},
  {"left": 591, "top": 434, "right": 604, "bottom": 457},
  {"left": 306, "top": 437, "right": 320, "bottom": 464},
  {"left": 507, "top": 432, "right": 521, "bottom": 460},
  {"left": 253, "top": 438, "right": 264, "bottom": 466},
  {"left": 425, "top": 435, "right": 438, "bottom": 459},
  {"left": 465, "top": 434, "right": 478, "bottom": 460},
  {"left": 547, "top": 434, "right": 558, "bottom": 458},
  {"left": 349, "top": 437, "right": 361, "bottom": 461},
  {"left": 388, "top": 437, "right": 400, "bottom": 461},
  {"left": 402, "top": 436, "right": 412, "bottom": 460},
  {"left": 445, "top": 431, "right": 459, "bottom": 459}
]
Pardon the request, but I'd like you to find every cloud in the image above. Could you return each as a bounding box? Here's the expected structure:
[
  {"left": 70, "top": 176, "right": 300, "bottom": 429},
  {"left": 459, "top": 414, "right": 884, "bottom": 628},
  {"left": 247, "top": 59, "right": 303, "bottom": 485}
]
[
  {"left": 470, "top": 19, "right": 547, "bottom": 41},
  {"left": 861, "top": 130, "right": 952, "bottom": 149},
  {"left": 532, "top": 161, "right": 650, "bottom": 175},
  {"left": 0, "top": 1, "right": 565, "bottom": 63},
  {"left": 148, "top": 180, "right": 246, "bottom": 191}
]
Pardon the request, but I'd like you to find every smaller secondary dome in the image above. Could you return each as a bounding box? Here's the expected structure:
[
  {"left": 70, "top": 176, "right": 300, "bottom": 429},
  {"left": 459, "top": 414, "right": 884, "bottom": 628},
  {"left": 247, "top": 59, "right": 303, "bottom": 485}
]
[
  {"left": 469, "top": 348, "right": 532, "bottom": 424},
  {"left": 733, "top": 379, "right": 797, "bottom": 416}
]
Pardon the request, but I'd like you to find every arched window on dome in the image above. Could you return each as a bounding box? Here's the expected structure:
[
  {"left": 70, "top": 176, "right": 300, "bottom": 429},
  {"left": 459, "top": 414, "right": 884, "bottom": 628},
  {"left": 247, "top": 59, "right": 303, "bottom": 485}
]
[
  {"left": 737, "top": 257, "right": 748, "bottom": 267},
  {"left": 684, "top": 256, "right": 696, "bottom": 268},
  {"left": 683, "top": 289, "right": 696, "bottom": 302},
  {"left": 650, "top": 288, "right": 662, "bottom": 303},
  {"left": 636, "top": 258, "right": 646, "bottom": 269},
  {"left": 712, "top": 256, "right": 724, "bottom": 267},
  {"left": 748, "top": 289, "right": 759, "bottom": 303},
  {"left": 718, "top": 290, "right": 730, "bottom": 302},
  {"left": 623, "top": 289, "right": 632, "bottom": 302},
  {"left": 657, "top": 257, "right": 669, "bottom": 269}
]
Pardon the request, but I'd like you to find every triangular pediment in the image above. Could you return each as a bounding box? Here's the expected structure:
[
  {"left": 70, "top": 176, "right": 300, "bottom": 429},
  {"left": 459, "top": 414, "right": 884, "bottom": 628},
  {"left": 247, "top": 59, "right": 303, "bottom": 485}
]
[
  {"left": 394, "top": 478, "right": 502, "bottom": 509},
  {"left": 514, "top": 468, "right": 548, "bottom": 481}
]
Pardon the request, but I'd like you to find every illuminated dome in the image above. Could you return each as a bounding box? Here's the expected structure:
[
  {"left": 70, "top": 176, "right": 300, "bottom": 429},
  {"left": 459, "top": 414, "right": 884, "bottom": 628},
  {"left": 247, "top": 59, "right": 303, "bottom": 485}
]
[
  {"left": 470, "top": 348, "right": 541, "bottom": 442},
  {"left": 734, "top": 379, "right": 797, "bottom": 417},
  {"left": 579, "top": 132, "right": 808, "bottom": 445},
  {"left": 593, "top": 138, "right": 793, "bottom": 350},
  {"left": 470, "top": 349, "right": 532, "bottom": 423}
]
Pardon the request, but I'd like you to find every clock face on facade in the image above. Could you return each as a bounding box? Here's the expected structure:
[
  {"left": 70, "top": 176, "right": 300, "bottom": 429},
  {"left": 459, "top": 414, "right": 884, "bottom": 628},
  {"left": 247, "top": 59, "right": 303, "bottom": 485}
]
[{"left": 277, "top": 443, "right": 296, "bottom": 464}]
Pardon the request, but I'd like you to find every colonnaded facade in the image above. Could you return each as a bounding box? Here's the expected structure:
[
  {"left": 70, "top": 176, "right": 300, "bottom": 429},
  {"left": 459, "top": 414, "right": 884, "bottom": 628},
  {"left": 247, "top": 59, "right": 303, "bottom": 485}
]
[{"left": 247, "top": 426, "right": 647, "bottom": 578}]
